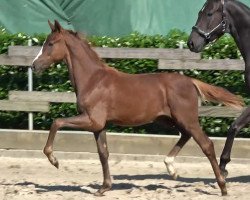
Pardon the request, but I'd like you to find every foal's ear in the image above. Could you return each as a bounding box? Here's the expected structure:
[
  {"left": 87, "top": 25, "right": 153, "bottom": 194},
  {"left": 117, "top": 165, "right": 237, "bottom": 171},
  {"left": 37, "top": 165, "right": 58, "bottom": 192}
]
[
  {"left": 54, "top": 20, "right": 63, "bottom": 32},
  {"left": 48, "top": 20, "right": 55, "bottom": 32}
]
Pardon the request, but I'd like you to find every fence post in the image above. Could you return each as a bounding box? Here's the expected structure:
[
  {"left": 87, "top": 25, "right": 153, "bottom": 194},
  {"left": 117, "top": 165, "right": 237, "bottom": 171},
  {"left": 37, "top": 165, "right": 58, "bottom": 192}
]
[
  {"left": 179, "top": 41, "right": 185, "bottom": 75},
  {"left": 28, "top": 39, "right": 33, "bottom": 130},
  {"left": 179, "top": 41, "right": 185, "bottom": 49},
  {"left": 178, "top": 41, "right": 187, "bottom": 136}
]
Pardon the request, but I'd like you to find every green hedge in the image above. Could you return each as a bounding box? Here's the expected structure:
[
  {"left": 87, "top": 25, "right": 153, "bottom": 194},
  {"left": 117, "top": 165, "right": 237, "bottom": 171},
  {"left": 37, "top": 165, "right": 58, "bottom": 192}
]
[{"left": 0, "top": 28, "right": 248, "bottom": 137}]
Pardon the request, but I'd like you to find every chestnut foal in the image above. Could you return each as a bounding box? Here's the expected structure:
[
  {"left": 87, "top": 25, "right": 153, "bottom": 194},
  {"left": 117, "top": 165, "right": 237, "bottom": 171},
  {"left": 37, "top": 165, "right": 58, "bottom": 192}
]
[{"left": 32, "top": 20, "right": 244, "bottom": 196}]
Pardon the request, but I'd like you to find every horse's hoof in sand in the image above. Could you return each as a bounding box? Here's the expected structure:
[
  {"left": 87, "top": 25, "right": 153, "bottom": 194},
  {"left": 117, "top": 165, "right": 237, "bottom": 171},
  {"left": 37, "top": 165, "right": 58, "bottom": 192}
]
[
  {"left": 48, "top": 156, "right": 59, "bottom": 169},
  {"left": 164, "top": 158, "right": 178, "bottom": 180},
  {"left": 221, "top": 169, "right": 228, "bottom": 179},
  {"left": 94, "top": 191, "right": 104, "bottom": 197},
  {"left": 172, "top": 172, "right": 179, "bottom": 180},
  {"left": 221, "top": 189, "right": 228, "bottom": 196},
  {"left": 94, "top": 183, "right": 112, "bottom": 196},
  {"left": 53, "top": 160, "right": 59, "bottom": 169}
]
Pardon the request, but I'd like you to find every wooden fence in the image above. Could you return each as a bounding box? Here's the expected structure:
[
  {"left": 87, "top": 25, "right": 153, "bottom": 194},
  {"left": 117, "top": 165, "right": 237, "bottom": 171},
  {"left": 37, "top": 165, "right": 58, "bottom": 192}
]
[{"left": 0, "top": 46, "right": 246, "bottom": 118}]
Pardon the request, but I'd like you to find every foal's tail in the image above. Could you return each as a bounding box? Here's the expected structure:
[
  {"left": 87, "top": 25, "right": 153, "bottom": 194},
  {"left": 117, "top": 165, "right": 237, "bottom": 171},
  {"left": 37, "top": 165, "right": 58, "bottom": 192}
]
[{"left": 191, "top": 78, "right": 245, "bottom": 109}]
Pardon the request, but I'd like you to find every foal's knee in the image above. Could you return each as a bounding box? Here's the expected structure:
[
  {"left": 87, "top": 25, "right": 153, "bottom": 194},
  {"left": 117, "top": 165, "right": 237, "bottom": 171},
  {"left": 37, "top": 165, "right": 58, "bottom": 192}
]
[
  {"left": 101, "top": 148, "right": 109, "bottom": 159},
  {"left": 99, "top": 144, "right": 109, "bottom": 162},
  {"left": 49, "top": 118, "right": 64, "bottom": 133},
  {"left": 52, "top": 118, "right": 64, "bottom": 129}
]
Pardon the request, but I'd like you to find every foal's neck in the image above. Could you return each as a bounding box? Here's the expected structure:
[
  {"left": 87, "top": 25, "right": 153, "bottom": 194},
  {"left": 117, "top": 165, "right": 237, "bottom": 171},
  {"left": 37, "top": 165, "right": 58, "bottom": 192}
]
[
  {"left": 227, "top": 1, "right": 250, "bottom": 63},
  {"left": 64, "top": 34, "right": 104, "bottom": 94}
]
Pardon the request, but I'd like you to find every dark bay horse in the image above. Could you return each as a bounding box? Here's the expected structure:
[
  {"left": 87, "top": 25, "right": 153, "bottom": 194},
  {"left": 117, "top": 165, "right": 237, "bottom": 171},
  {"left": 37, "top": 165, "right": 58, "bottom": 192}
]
[
  {"left": 188, "top": 0, "right": 250, "bottom": 178},
  {"left": 32, "top": 20, "right": 244, "bottom": 196}
]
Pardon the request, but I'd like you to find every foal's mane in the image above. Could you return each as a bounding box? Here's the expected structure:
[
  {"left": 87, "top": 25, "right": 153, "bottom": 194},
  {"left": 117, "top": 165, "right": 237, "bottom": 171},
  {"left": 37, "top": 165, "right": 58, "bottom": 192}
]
[{"left": 66, "top": 30, "right": 105, "bottom": 67}]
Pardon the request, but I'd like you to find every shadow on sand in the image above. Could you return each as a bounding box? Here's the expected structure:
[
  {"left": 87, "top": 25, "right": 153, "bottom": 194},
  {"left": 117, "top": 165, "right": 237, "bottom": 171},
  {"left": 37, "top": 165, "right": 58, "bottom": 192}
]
[
  {"left": 1, "top": 173, "right": 248, "bottom": 196},
  {"left": 113, "top": 173, "right": 250, "bottom": 184},
  {"left": 12, "top": 181, "right": 92, "bottom": 194}
]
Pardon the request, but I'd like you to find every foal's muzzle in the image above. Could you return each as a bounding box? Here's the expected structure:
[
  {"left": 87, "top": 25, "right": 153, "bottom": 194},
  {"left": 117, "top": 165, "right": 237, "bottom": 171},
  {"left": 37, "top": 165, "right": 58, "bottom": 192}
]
[
  {"left": 31, "top": 61, "right": 46, "bottom": 74},
  {"left": 31, "top": 64, "right": 36, "bottom": 71}
]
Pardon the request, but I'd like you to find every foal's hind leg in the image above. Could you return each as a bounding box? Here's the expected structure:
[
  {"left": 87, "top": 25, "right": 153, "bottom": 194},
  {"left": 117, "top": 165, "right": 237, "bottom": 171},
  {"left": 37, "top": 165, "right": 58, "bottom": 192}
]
[
  {"left": 94, "top": 130, "right": 112, "bottom": 196},
  {"left": 191, "top": 127, "right": 227, "bottom": 195},
  {"left": 171, "top": 109, "right": 227, "bottom": 195},
  {"left": 220, "top": 107, "right": 250, "bottom": 178},
  {"left": 164, "top": 133, "right": 191, "bottom": 179},
  {"left": 177, "top": 123, "right": 227, "bottom": 195},
  {"left": 155, "top": 117, "right": 191, "bottom": 179}
]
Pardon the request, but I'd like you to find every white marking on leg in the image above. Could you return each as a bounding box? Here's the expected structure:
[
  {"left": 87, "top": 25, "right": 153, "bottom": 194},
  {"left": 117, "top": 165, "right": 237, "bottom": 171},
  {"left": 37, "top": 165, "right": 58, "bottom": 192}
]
[
  {"left": 32, "top": 42, "right": 44, "bottom": 64},
  {"left": 164, "top": 156, "right": 177, "bottom": 177}
]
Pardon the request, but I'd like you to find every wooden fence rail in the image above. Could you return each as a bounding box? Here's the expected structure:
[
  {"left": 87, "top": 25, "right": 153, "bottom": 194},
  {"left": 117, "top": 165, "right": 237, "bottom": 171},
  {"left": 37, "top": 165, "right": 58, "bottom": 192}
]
[
  {"left": 7, "top": 46, "right": 200, "bottom": 59},
  {"left": 158, "top": 58, "right": 245, "bottom": 70},
  {"left": 0, "top": 100, "right": 49, "bottom": 112},
  {"left": 0, "top": 46, "right": 245, "bottom": 70},
  {"left": 7, "top": 91, "right": 245, "bottom": 117}
]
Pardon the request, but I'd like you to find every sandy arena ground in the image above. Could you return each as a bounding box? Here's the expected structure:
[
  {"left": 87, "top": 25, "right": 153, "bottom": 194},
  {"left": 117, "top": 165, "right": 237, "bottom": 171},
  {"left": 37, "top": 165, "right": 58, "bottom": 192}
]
[{"left": 0, "top": 156, "right": 249, "bottom": 200}]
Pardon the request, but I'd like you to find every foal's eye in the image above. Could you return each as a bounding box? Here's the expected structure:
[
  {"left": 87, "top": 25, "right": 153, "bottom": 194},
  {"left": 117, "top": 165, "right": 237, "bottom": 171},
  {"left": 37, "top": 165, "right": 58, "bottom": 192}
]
[
  {"left": 48, "top": 42, "right": 53, "bottom": 47},
  {"left": 207, "top": 12, "right": 213, "bottom": 17}
]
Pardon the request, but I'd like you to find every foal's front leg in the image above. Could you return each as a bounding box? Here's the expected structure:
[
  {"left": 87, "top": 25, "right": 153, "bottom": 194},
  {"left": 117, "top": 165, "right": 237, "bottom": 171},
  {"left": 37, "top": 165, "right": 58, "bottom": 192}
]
[
  {"left": 43, "top": 114, "right": 95, "bottom": 168},
  {"left": 94, "top": 130, "right": 112, "bottom": 196}
]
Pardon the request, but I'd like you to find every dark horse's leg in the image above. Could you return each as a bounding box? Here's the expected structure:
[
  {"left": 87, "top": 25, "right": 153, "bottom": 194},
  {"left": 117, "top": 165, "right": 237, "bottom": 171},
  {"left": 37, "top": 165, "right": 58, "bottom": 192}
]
[
  {"left": 220, "top": 70, "right": 250, "bottom": 177},
  {"left": 220, "top": 107, "right": 250, "bottom": 177},
  {"left": 94, "top": 130, "right": 112, "bottom": 196},
  {"left": 164, "top": 133, "right": 191, "bottom": 179}
]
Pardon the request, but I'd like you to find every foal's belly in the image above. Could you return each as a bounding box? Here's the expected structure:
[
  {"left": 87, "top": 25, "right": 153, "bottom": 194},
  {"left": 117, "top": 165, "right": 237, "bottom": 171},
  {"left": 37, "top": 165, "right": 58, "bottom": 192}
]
[
  {"left": 110, "top": 108, "right": 171, "bottom": 126},
  {"left": 110, "top": 116, "right": 159, "bottom": 127},
  {"left": 108, "top": 95, "right": 171, "bottom": 126}
]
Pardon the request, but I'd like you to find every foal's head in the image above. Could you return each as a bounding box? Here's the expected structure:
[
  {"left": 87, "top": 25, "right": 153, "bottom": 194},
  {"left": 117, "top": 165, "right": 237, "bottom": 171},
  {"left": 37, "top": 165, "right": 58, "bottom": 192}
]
[
  {"left": 188, "top": 0, "right": 227, "bottom": 52},
  {"left": 32, "top": 20, "right": 69, "bottom": 73}
]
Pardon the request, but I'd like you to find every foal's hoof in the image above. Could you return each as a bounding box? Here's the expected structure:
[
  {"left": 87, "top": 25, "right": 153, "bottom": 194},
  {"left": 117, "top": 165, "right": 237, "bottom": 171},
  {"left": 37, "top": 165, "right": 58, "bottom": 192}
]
[
  {"left": 172, "top": 172, "right": 179, "bottom": 180},
  {"left": 94, "top": 191, "right": 104, "bottom": 197},
  {"left": 49, "top": 156, "right": 59, "bottom": 169},
  {"left": 221, "top": 189, "right": 228, "bottom": 196},
  {"left": 220, "top": 169, "right": 228, "bottom": 179},
  {"left": 53, "top": 160, "right": 59, "bottom": 169},
  {"left": 164, "top": 161, "right": 178, "bottom": 180},
  {"left": 94, "top": 183, "right": 112, "bottom": 196}
]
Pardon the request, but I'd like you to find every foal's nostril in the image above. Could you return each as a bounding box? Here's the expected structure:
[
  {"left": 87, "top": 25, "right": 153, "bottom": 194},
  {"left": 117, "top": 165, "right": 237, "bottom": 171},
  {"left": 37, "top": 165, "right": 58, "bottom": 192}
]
[{"left": 31, "top": 64, "right": 36, "bottom": 71}]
